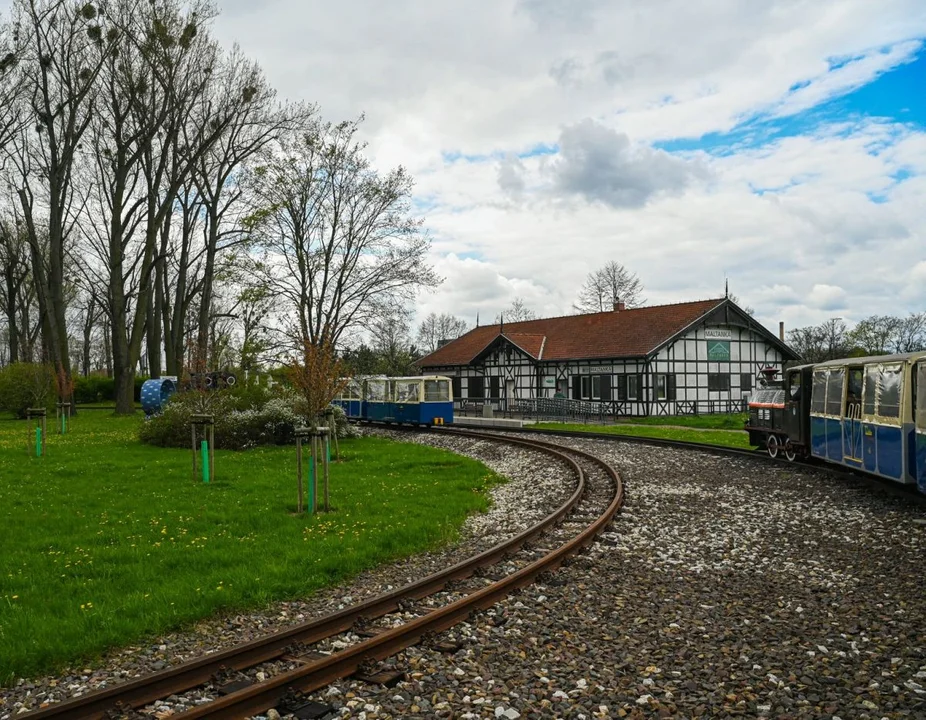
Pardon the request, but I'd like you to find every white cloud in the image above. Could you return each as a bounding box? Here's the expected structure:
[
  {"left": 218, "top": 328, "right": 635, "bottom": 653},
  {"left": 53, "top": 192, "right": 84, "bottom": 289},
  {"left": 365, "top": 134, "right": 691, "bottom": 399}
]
[{"left": 203, "top": 0, "right": 926, "bottom": 334}]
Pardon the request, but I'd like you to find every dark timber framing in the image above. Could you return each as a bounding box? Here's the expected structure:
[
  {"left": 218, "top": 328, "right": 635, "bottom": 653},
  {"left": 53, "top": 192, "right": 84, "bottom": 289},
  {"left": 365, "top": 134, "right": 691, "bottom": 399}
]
[{"left": 417, "top": 298, "right": 799, "bottom": 416}]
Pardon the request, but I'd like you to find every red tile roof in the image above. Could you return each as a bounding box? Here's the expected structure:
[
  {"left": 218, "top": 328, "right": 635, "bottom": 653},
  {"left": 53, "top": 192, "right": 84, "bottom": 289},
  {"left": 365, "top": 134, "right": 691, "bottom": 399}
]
[{"left": 417, "top": 298, "right": 726, "bottom": 367}]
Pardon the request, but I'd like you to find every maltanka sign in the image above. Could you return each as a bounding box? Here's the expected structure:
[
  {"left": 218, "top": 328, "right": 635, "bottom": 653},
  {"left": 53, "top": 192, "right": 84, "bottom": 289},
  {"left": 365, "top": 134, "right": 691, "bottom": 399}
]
[{"left": 705, "top": 328, "right": 732, "bottom": 361}]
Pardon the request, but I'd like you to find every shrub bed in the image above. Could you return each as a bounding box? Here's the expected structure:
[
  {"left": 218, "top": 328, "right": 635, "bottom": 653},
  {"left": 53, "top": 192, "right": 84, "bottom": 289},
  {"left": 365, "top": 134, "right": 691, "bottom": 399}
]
[
  {"left": 0, "top": 363, "right": 57, "bottom": 418},
  {"left": 139, "top": 387, "right": 357, "bottom": 450}
]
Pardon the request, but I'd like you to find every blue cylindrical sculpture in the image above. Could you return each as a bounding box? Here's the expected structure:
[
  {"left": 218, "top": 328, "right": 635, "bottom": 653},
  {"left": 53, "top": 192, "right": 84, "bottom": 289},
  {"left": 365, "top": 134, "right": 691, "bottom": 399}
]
[{"left": 141, "top": 378, "right": 177, "bottom": 416}]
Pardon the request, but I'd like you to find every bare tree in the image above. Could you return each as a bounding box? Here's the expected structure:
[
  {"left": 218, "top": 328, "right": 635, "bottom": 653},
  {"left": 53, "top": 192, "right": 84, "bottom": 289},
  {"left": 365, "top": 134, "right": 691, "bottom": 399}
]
[
  {"left": 190, "top": 46, "right": 305, "bottom": 368},
  {"left": 6, "top": 0, "right": 114, "bottom": 406},
  {"left": 370, "top": 308, "right": 414, "bottom": 376},
  {"left": 573, "top": 261, "right": 644, "bottom": 313},
  {"left": 243, "top": 115, "right": 440, "bottom": 349},
  {"left": 495, "top": 297, "right": 536, "bottom": 324},
  {"left": 417, "top": 312, "right": 467, "bottom": 353},
  {"left": 787, "top": 318, "right": 850, "bottom": 363},
  {"left": 0, "top": 212, "right": 31, "bottom": 363}
]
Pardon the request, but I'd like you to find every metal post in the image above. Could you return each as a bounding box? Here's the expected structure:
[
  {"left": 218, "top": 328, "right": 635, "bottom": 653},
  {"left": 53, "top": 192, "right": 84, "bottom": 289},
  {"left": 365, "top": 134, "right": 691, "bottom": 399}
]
[
  {"left": 296, "top": 434, "right": 304, "bottom": 514},
  {"left": 208, "top": 423, "right": 215, "bottom": 483},
  {"left": 191, "top": 423, "right": 198, "bottom": 480},
  {"left": 322, "top": 427, "right": 330, "bottom": 512},
  {"left": 309, "top": 434, "right": 317, "bottom": 514}
]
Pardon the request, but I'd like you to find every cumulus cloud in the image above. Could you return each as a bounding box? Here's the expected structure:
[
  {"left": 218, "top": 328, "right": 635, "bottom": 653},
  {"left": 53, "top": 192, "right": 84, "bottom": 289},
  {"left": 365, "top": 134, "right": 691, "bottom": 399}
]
[
  {"left": 548, "top": 119, "right": 706, "bottom": 208},
  {"left": 808, "top": 284, "right": 849, "bottom": 311}
]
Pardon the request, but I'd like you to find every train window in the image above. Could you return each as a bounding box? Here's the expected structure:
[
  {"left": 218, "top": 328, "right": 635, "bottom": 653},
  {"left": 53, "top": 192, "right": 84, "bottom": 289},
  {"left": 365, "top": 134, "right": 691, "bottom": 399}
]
[
  {"left": 846, "top": 368, "right": 863, "bottom": 405},
  {"left": 789, "top": 371, "right": 801, "bottom": 400},
  {"left": 396, "top": 382, "right": 419, "bottom": 403},
  {"left": 825, "top": 368, "right": 844, "bottom": 416},
  {"left": 877, "top": 364, "right": 902, "bottom": 421},
  {"left": 424, "top": 379, "right": 450, "bottom": 402},
  {"left": 916, "top": 363, "right": 926, "bottom": 430},
  {"left": 862, "top": 365, "right": 878, "bottom": 417},
  {"left": 366, "top": 380, "right": 387, "bottom": 402},
  {"left": 811, "top": 370, "right": 827, "bottom": 413}
]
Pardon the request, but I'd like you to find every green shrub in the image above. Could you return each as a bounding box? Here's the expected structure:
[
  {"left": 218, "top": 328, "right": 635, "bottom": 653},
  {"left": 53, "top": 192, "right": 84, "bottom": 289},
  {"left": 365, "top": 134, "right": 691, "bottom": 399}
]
[
  {"left": 0, "top": 363, "right": 57, "bottom": 418},
  {"left": 138, "top": 388, "right": 356, "bottom": 450},
  {"left": 73, "top": 374, "right": 115, "bottom": 403}
]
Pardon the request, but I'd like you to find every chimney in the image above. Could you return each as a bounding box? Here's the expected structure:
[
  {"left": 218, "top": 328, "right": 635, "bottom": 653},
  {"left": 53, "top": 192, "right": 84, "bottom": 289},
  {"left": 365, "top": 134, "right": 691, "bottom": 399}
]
[
  {"left": 779, "top": 321, "right": 784, "bottom": 342},
  {"left": 613, "top": 297, "right": 625, "bottom": 312}
]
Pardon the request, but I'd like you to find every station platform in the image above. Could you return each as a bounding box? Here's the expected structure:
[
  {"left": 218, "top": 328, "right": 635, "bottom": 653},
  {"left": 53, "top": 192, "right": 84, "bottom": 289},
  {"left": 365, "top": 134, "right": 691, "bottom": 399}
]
[{"left": 451, "top": 417, "right": 534, "bottom": 429}]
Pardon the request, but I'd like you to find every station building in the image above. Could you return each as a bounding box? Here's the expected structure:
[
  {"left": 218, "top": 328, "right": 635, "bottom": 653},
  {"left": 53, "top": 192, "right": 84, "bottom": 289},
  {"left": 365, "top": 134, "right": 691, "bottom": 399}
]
[{"left": 415, "top": 297, "right": 799, "bottom": 416}]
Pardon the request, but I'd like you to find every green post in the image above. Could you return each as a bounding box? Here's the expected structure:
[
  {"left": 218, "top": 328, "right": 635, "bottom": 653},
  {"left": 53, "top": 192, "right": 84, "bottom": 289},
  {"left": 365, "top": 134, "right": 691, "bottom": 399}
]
[
  {"left": 61, "top": 412, "right": 66, "bottom": 435},
  {"left": 308, "top": 441, "right": 316, "bottom": 514},
  {"left": 35, "top": 426, "right": 41, "bottom": 458},
  {"left": 201, "top": 439, "right": 209, "bottom": 483}
]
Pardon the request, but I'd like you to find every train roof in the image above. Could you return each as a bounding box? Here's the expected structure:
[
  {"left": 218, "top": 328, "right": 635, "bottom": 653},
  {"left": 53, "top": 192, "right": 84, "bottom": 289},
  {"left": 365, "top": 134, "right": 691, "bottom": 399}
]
[{"left": 790, "top": 350, "right": 926, "bottom": 372}]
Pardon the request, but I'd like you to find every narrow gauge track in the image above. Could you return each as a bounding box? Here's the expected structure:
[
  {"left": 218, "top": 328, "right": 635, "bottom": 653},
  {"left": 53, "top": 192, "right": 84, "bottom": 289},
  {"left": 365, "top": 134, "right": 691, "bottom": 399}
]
[
  {"left": 450, "top": 421, "right": 926, "bottom": 504},
  {"left": 21, "top": 430, "right": 624, "bottom": 720}
]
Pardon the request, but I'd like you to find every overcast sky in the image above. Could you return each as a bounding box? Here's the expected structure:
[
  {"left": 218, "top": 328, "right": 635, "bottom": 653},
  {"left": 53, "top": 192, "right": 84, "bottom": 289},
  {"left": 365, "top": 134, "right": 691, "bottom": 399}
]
[{"left": 66, "top": 2, "right": 926, "bottom": 335}]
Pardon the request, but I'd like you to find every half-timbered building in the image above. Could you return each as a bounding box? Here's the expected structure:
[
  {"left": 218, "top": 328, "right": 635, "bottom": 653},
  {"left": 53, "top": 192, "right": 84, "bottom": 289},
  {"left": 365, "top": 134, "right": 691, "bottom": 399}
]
[{"left": 415, "top": 298, "right": 799, "bottom": 416}]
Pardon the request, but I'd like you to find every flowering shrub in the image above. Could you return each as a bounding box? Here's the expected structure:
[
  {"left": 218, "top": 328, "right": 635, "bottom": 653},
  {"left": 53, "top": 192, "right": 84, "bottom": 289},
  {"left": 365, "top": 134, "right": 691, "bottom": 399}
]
[{"left": 138, "top": 387, "right": 357, "bottom": 450}]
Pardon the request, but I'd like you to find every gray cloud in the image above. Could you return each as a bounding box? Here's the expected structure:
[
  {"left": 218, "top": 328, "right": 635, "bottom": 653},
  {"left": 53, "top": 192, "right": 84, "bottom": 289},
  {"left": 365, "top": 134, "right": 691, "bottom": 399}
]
[
  {"left": 497, "top": 154, "right": 526, "bottom": 196},
  {"left": 549, "top": 119, "right": 705, "bottom": 208}
]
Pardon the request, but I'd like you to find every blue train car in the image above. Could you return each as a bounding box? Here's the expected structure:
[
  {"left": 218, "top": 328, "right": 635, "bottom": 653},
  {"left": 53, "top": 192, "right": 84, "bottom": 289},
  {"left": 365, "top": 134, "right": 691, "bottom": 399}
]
[
  {"left": 804, "top": 352, "right": 926, "bottom": 493},
  {"left": 361, "top": 376, "right": 453, "bottom": 426},
  {"left": 331, "top": 377, "right": 365, "bottom": 419}
]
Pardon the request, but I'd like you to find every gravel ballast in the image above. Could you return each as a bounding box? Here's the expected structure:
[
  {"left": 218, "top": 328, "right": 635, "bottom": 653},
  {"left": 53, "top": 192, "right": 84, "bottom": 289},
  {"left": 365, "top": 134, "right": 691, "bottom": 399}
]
[{"left": 291, "top": 435, "right": 926, "bottom": 719}]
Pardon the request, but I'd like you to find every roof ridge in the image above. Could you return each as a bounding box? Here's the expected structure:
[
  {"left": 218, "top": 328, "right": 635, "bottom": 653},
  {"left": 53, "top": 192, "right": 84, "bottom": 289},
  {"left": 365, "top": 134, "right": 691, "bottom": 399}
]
[{"left": 485, "top": 297, "right": 726, "bottom": 327}]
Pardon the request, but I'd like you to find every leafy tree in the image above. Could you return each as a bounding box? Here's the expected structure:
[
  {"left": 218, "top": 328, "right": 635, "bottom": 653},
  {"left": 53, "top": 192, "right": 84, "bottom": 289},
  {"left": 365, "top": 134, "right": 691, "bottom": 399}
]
[
  {"left": 848, "top": 315, "right": 901, "bottom": 356},
  {"left": 417, "top": 312, "right": 467, "bottom": 353},
  {"left": 894, "top": 312, "right": 926, "bottom": 353},
  {"left": 573, "top": 261, "right": 644, "bottom": 313}
]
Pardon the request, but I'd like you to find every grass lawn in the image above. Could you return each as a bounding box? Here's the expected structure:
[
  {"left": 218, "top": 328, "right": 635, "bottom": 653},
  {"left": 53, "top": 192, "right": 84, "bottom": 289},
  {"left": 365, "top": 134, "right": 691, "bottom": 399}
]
[
  {"left": 532, "top": 421, "right": 755, "bottom": 450},
  {"left": 612, "top": 413, "right": 748, "bottom": 430},
  {"left": 0, "top": 413, "right": 501, "bottom": 683}
]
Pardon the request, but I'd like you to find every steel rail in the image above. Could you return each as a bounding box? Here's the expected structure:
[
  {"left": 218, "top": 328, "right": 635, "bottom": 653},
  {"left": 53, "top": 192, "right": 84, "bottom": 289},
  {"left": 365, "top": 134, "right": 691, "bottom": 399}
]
[
  {"left": 167, "top": 434, "right": 624, "bottom": 720},
  {"left": 20, "top": 432, "right": 587, "bottom": 720}
]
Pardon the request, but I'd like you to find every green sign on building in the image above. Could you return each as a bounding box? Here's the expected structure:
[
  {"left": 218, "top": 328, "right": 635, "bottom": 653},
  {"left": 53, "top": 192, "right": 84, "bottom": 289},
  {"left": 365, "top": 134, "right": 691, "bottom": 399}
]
[{"left": 707, "top": 340, "right": 730, "bottom": 361}]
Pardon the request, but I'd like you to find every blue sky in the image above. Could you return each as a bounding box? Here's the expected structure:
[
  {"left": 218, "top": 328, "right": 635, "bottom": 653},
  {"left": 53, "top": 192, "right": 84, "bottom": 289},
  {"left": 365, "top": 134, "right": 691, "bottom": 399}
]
[{"left": 659, "top": 44, "right": 925, "bottom": 156}]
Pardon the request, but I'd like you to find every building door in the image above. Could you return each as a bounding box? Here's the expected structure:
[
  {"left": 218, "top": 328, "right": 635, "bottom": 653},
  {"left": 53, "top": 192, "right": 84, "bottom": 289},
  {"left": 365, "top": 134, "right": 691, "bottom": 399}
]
[{"left": 505, "top": 379, "right": 514, "bottom": 411}]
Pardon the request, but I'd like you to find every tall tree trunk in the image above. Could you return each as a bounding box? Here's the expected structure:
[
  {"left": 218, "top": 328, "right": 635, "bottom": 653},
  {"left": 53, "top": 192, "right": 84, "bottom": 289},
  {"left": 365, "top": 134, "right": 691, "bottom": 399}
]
[
  {"left": 103, "top": 317, "right": 112, "bottom": 378},
  {"left": 195, "top": 206, "right": 219, "bottom": 369},
  {"left": 4, "top": 273, "right": 18, "bottom": 363},
  {"left": 147, "top": 279, "right": 161, "bottom": 378}
]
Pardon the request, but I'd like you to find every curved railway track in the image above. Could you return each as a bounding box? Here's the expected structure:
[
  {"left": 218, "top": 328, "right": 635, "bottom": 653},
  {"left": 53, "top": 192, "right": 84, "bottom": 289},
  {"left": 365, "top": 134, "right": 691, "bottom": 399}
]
[{"left": 20, "top": 429, "right": 624, "bottom": 720}]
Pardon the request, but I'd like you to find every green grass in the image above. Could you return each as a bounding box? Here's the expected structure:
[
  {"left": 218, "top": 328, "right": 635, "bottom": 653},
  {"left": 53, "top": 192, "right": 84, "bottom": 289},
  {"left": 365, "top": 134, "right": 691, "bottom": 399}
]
[
  {"left": 612, "top": 413, "right": 748, "bottom": 430},
  {"left": 532, "top": 421, "right": 754, "bottom": 450},
  {"left": 0, "top": 413, "right": 501, "bottom": 683}
]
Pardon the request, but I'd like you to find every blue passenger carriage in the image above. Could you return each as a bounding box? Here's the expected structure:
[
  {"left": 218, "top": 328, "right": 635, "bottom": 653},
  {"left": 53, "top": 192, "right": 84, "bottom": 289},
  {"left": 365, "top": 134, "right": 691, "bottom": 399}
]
[
  {"left": 362, "top": 375, "right": 454, "bottom": 426},
  {"left": 806, "top": 352, "right": 926, "bottom": 491},
  {"left": 331, "top": 377, "right": 365, "bottom": 419}
]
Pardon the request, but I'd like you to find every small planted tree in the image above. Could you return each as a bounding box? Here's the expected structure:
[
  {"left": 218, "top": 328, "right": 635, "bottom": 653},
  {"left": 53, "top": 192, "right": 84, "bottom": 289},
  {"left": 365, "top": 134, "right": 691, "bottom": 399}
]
[{"left": 287, "top": 337, "right": 349, "bottom": 513}]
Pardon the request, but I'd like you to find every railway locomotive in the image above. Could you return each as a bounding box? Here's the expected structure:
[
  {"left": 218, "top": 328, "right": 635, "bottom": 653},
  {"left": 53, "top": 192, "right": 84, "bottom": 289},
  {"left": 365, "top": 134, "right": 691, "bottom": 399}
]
[
  {"left": 746, "top": 351, "right": 926, "bottom": 494},
  {"left": 332, "top": 375, "right": 454, "bottom": 426}
]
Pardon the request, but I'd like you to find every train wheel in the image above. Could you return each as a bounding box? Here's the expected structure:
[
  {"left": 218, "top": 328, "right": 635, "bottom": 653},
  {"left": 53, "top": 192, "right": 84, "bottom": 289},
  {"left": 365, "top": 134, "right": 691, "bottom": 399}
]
[
  {"left": 784, "top": 440, "right": 797, "bottom": 462},
  {"left": 766, "top": 434, "right": 779, "bottom": 459}
]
